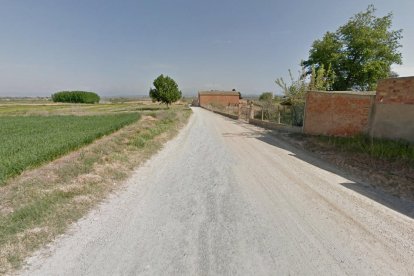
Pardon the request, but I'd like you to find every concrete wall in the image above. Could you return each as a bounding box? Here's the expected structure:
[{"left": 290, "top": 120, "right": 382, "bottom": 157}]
[
  {"left": 303, "top": 91, "right": 376, "bottom": 136},
  {"left": 370, "top": 77, "right": 414, "bottom": 143},
  {"left": 198, "top": 93, "right": 240, "bottom": 107}
]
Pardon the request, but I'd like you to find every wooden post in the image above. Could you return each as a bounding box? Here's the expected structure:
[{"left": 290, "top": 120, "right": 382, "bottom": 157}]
[
  {"left": 278, "top": 105, "right": 281, "bottom": 124},
  {"left": 261, "top": 106, "right": 264, "bottom": 121}
]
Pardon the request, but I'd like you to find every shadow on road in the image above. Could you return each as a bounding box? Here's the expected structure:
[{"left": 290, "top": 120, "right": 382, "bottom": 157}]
[{"left": 220, "top": 117, "right": 414, "bottom": 219}]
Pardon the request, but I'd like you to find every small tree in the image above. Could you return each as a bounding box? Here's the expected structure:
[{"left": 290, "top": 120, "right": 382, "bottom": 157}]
[
  {"left": 258, "top": 92, "right": 274, "bottom": 120},
  {"left": 275, "top": 66, "right": 307, "bottom": 126},
  {"left": 309, "top": 64, "right": 336, "bottom": 91},
  {"left": 149, "top": 74, "right": 182, "bottom": 107}
]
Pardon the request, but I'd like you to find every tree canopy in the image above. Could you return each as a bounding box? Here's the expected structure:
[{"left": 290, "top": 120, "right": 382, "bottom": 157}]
[
  {"left": 309, "top": 64, "right": 336, "bottom": 91},
  {"left": 149, "top": 74, "right": 182, "bottom": 107},
  {"left": 275, "top": 68, "right": 307, "bottom": 126},
  {"left": 259, "top": 92, "right": 273, "bottom": 102},
  {"left": 303, "top": 5, "right": 403, "bottom": 91}
]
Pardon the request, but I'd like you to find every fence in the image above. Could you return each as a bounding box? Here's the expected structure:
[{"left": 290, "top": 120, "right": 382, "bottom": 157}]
[
  {"left": 205, "top": 102, "right": 300, "bottom": 126},
  {"left": 250, "top": 102, "right": 303, "bottom": 126},
  {"left": 202, "top": 101, "right": 302, "bottom": 134}
]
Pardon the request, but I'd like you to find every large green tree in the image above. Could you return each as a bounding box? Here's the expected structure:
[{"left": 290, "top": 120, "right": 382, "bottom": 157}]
[
  {"left": 303, "top": 5, "right": 403, "bottom": 91},
  {"left": 149, "top": 74, "right": 182, "bottom": 107}
]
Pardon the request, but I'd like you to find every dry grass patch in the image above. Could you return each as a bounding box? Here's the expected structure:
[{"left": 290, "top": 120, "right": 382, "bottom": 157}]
[{"left": 0, "top": 108, "right": 191, "bottom": 274}]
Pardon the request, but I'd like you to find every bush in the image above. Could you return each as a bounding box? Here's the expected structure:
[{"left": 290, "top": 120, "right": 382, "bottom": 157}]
[{"left": 51, "top": 91, "right": 100, "bottom": 104}]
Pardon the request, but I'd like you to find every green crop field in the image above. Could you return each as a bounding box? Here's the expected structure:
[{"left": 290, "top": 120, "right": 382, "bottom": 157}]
[
  {"left": 0, "top": 113, "right": 140, "bottom": 185},
  {"left": 0, "top": 102, "right": 165, "bottom": 116}
]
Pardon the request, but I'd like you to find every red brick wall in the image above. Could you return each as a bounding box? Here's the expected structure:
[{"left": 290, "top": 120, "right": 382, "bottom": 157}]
[
  {"left": 376, "top": 77, "right": 414, "bottom": 104},
  {"left": 199, "top": 94, "right": 240, "bottom": 107},
  {"left": 303, "top": 91, "right": 375, "bottom": 136}
]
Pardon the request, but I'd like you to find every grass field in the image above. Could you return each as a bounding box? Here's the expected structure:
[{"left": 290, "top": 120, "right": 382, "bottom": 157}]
[
  {"left": 0, "top": 114, "right": 140, "bottom": 185},
  {"left": 0, "top": 99, "right": 191, "bottom": 273}
]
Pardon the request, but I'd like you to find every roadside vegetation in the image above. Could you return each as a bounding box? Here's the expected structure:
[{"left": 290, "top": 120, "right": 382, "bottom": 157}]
[
  {"left": 283, "top": 132, "right": 414, "bottom": 202},
  {"left": 0, "top": 99, "right": 191, "bottom": 273},
  {"left": 318, "top": 135, "right": 414, "bottom": 164}
]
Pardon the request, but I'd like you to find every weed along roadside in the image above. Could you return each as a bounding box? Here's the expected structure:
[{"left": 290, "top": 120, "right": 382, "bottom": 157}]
[{"left": 0, "top": 105, "right": 191, "bottom": 274}]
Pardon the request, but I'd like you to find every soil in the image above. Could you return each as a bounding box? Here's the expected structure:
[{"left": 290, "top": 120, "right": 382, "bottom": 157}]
[
  {"left": 22, "top": 108, "right": 414, "bottom": 275},
  {"left": 279, "top": 132, "right": 414, "bottom": 202}
]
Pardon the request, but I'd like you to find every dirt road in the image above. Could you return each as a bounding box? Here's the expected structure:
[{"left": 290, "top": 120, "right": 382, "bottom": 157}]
[{"left": 23, "top": 107, "right": 414, "bottom": 275}]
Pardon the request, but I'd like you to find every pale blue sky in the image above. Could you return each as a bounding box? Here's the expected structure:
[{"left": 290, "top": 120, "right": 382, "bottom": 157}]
[{"left": 1, "top": 0, "right": 413, "bottom": 97}]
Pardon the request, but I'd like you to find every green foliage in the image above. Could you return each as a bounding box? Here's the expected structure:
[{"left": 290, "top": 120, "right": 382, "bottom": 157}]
[
  {"left": 0, "top": 114, "right": 140, "bottom": 185},
  {"left": 258, "top": 92, "right": 277, "bottom": 121},
  {"left": 275, "top": 66, "right": 307, "bottom": 126},
  {"left": 149, "top": 74, "right": 182, "bottom": 107},
  {"left": 303, "top": 5, "right": 403, "bottom": 91},
  {"left": 275, "top": 67, "right": 307, "bottom": 103},
  {"left": 319, "top": 135, "right": 414, "bottom": 163},
  {"left": 51, "top": 91, "right": 100, "bottom": 104},
  {"left": 259, "top": 92, "right": 273, "bottom": 102},
  {"left": 309, "top": 64, "right": 336, "bottom": 91}
]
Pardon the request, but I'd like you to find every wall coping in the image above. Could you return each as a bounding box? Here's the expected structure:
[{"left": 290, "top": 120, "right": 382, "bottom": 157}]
[
  {"left": 378, "top": 76, "right": 414, "bottom": 82},
  {"left": 198, "top": 91, "right": 240, "bottom": 96},
  {"left": 307, "top": 90, "right": 376, "bottom": 96}
]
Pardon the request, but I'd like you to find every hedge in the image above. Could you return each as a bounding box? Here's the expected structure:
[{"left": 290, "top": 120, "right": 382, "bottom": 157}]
[{"left": 51, "top": 91, "right": 100, "bottom": 104}]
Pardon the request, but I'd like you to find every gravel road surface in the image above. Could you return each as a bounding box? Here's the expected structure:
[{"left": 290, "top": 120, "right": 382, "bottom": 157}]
[{"left": 22, "top": 107, "right": 414, "bottom": 275}]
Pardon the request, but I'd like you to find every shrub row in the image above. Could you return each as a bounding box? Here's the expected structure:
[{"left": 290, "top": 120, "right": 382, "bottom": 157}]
[{"left": 51, "top": 91, "right": 100, "bottom": 104}]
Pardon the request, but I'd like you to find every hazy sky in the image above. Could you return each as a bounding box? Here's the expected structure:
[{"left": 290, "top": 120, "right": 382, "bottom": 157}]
[{"left": 1, "top": 0, "right": 413, "bottom": 97}]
